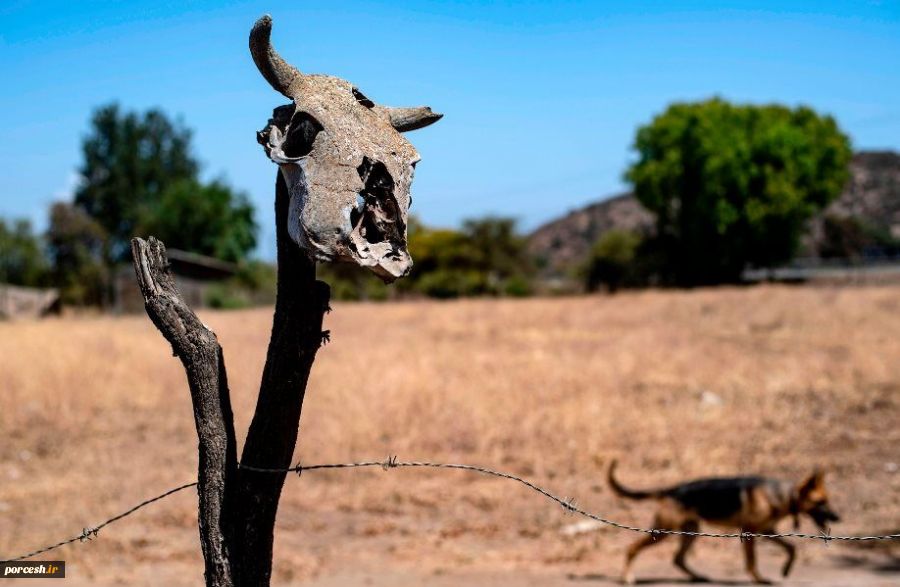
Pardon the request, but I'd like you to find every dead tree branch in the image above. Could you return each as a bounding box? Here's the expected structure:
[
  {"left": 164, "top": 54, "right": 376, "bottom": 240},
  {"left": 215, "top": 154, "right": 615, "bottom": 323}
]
[{"left": 131, "top": 237, "right": 238, "bottom": 587}]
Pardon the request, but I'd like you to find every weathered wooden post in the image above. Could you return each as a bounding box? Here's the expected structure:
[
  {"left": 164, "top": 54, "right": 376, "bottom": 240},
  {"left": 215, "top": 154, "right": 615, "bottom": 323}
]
[{"left": 131, "top": 15, "right": 441, "bottom": 586}]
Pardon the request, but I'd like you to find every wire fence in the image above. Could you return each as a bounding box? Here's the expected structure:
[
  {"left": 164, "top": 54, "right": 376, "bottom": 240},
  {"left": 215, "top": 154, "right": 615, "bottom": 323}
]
[{"left": 3, "top": 456, "right": 899, "bottom": 563}]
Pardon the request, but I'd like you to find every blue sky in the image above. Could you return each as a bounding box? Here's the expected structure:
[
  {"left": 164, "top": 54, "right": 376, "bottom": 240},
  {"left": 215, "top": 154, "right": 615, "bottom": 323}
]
[{"left": 2, "top": 1, "right": 899, "bottom": 259}]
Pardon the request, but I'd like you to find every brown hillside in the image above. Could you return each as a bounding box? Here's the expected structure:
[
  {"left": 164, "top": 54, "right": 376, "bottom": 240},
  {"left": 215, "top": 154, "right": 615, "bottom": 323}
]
[{"left": 527, "top": 193, "right": 652, "bottom": 275}]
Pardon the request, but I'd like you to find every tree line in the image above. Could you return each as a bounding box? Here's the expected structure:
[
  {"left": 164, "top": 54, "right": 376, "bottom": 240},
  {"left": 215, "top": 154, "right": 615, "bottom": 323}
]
[
  {"left": 2, "top": 104, "right": 257, "bottom": 306},
  {"left": 0, "top": 103, "right": 534, "bottom": 306},
  {"left": 2, "top": 98, "right": 885, "bottom": 306}
]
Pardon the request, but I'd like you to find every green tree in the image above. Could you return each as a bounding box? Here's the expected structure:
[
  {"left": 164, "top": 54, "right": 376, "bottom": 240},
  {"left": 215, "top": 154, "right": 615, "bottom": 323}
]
[
  {"left": 0, "top": 219, "right": 49, "bottom": 287},
  {"left": 74, "top": 104, "right": 199, "bottom": 261},
  {"left": 581, "top": 230, "right": 642, "bottom": 293},
  {"left": 627, "top": 98, "right": 852, "bottom": 285},
  {"left": 46, "top": 203, "right": 109, "bottom": 306},
  {"left": 137, "top": 179, "right": 257, "bottom": 263}
]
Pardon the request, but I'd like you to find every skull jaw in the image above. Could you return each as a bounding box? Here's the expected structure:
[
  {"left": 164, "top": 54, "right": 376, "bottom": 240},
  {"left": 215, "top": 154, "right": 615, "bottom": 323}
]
[
  {"left": 281, "top": 165, "right": 412, "bottom": 283},
  {"left": 346, "top": 232, "right": 413, "bottom": 283}
]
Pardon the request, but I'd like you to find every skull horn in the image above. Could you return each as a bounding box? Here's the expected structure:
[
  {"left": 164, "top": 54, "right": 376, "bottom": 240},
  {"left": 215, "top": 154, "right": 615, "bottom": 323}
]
[
  {"left": 249, "top": 15, "right": 302, "bottom": 99},
  {"left": 376, "top": 106, "right": 443, "bottom": 132}
]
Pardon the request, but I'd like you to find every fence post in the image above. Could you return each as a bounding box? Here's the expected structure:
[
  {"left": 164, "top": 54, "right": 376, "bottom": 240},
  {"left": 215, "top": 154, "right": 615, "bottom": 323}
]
[
  {"left": 231, "top": 172, "right": 331, "bottom": 585},
  {"left": 131, "top": 194, "right": 329, "bottom": 586}
]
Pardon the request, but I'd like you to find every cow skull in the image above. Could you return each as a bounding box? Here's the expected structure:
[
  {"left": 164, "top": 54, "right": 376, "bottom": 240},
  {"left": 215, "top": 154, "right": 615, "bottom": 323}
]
[{"left": 250, "top": 15, "right": 442, "bottom": 282}]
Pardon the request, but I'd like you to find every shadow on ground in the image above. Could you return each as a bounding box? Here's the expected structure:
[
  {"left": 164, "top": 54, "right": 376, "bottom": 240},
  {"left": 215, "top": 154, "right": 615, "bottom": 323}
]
[
  {"left": 834, "top": 553, "right": 900, "bottom": 575},
  {"left": 567, "top": 572, "right": 754, "bottom": 585}
]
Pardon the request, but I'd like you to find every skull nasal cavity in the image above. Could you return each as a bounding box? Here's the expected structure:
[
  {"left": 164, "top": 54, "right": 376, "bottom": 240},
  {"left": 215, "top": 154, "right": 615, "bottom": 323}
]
[
  {"left": 282, "top": 112, "right": 323, "bottom": 158},
  {"left": 352, "top": 158, "right": 400, "bottom": 245}
]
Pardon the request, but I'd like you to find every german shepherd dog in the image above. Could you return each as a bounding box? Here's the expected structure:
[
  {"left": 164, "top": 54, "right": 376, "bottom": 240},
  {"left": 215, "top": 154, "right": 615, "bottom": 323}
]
[{"left": 608, "top": 461, "right": 840, "bottom": 584}]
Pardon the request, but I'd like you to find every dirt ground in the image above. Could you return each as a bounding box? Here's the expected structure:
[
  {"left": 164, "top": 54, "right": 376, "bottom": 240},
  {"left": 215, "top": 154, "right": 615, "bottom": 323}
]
[{"left": 1, "top": 285, "right": 898, "bottom": 585}]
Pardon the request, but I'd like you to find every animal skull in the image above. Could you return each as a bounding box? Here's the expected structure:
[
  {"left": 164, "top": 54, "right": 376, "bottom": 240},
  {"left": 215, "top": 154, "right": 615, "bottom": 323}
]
[{"left": 250, "top": 15, "right": 442, "bottom": 282}]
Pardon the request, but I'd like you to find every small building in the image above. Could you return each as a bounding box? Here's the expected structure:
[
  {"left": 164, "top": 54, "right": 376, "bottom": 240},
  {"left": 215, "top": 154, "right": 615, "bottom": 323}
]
[
  {"left": 114, "top": 248, "right": 237, "bottom": 313},
  {"left": 0, "top": 284, "right": 61, "bottom": 320}
]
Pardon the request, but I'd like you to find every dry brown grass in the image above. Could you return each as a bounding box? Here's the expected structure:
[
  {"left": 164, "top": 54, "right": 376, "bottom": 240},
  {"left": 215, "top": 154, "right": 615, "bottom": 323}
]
[{"left": 1, "top": 285, "right": 898, "bottom": 584}]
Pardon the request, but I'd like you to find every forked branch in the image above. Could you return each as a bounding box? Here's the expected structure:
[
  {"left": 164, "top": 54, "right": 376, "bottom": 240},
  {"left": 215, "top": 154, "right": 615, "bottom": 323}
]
[
  {"left": 131, "top": 237, "right": 238, "bottom": 587},
  {"left": 131, "top": 174, "right": 331, "bottom": 586}
]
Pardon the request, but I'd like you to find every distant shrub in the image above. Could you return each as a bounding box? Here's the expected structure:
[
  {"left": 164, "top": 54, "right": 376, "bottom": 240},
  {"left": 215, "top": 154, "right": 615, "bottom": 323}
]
[
  {"left": 316, "top": 215, "right": 538, "bottom": 300},
  {"left": 415, "top": 269, "right": 485, "bottom": 299},
  {"left": 581, "top": 230, "right": 643, "bottom": 293},
  {"left": 0, "top": 218, "right": 49, "bottom": 288},
  {"left": 503, "top": 275, "right": 533, "bottom": 297},
  {"left": 205, "top": 283, "right": 252, "bottom": 309},
  {"left": 819, "top": 215, "right": 900, "bottom": 259}
]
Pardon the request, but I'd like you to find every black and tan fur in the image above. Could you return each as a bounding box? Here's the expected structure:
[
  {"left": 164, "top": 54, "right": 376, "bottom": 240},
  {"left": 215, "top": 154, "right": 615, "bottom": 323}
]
[{"left": 608, "top": 461, "right": 839, "bottom": 584}]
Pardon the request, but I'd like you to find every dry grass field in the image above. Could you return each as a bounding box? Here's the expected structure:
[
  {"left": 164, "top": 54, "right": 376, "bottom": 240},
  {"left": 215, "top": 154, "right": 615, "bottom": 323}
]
[{"left": 1, "top": 284, "right": 899, "bottom": 585}]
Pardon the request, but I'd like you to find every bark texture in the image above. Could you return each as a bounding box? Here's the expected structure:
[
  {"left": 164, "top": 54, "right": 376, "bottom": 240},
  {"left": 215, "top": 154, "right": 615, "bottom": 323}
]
[
  {"left": 233, "top": 173, "right": 330, "bottom": 585},
  {"left": 131, "top": 173, "right": 330, "bottom": 586},
  {"left": 131, "top": 237, "right": 238, "bottom": 587}
]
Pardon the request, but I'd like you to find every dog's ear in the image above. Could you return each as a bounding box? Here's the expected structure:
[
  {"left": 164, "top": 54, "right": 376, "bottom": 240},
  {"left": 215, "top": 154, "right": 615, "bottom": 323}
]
[{"left": 798, "top": 469, "right": 825, "bottom": 495}]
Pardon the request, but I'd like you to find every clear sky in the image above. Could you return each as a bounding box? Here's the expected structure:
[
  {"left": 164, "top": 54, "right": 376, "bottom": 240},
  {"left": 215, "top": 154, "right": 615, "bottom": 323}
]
[{"left": 2, "top": 1, "right": 899, "bottom": 259}]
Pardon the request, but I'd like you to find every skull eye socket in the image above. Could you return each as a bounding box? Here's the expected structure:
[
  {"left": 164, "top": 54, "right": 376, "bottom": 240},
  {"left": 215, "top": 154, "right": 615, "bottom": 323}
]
[
  {"left": 352, "top": 87, "right": 375, "bottom": 109},
  {"left": 282, "top": 112, "right": 323, "bottom": 158}
]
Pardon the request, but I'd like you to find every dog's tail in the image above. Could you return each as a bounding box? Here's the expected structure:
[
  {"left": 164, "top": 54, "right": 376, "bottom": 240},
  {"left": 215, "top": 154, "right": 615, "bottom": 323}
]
[{"left": 607, "top": 460, "right": 666, "bottom": 500}]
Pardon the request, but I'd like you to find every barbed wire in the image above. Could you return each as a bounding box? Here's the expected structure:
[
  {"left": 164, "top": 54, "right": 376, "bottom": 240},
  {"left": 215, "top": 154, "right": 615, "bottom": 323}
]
[
  {"left": 240, "top": 458, "right": 900, "bottom": 543},
  {"left": 3, "top": 457, "right": 898, "bottom": 563},
  {"left": 2, "top": 482, "right": 198, "bottom": 562}
]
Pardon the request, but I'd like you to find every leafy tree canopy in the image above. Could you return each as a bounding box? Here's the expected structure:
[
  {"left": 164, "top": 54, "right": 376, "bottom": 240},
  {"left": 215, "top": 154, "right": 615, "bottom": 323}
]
[
  {"left": 45, "top": 203, "right": 108, "bottom": 306},
  {"left": 137, "top": 179, "right": 257, "bottom": 263},
  {"left": 75, "top": 104, "right": 199, "bottom": 260},
  {"left": 626, "top": 98, "right": 852, "bottom": 285},
  {"left": 0, "top": 218, "right": 48, "bottom": 287}
]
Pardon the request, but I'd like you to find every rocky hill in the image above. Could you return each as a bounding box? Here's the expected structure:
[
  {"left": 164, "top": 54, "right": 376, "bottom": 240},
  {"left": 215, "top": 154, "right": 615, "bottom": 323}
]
[
  {"left": 803, "top": 151, "right": 900, "bottom": 253},
  {"left": 529, "top": 151, "right": 900, "bottom": 276},
  {"left": 528, "top": 192, "right": 653, "bottom": 275}
]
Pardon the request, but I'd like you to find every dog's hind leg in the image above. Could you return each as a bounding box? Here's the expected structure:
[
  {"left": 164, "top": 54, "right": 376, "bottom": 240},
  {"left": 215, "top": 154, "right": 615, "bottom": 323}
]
[
  {"left": 763, "top": 534, "right": 796, "bottom": 578},
  {"left": 622, "top": 513, "right": 672, "bottom": 585},
  {"left": 673, "top": 521, "right": 709, "bottom": 583}
]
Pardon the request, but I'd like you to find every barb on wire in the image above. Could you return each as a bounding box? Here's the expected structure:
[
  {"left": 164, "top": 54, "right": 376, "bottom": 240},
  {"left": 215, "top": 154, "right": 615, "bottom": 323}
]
[
  {"left": 4, "top": 459, "right": 899, "bottom": 563},
  {"left": 2, "top": 481, "right": 197, "bottom": 562}
]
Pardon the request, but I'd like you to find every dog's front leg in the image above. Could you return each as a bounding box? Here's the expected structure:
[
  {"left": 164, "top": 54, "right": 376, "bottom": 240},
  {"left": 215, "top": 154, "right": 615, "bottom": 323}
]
[
  {"left": 742, "top": 537, "right": 772, "bottom": 584},
  {"left": 763, "top": 534, "right": 796, "bottom": 577}
]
